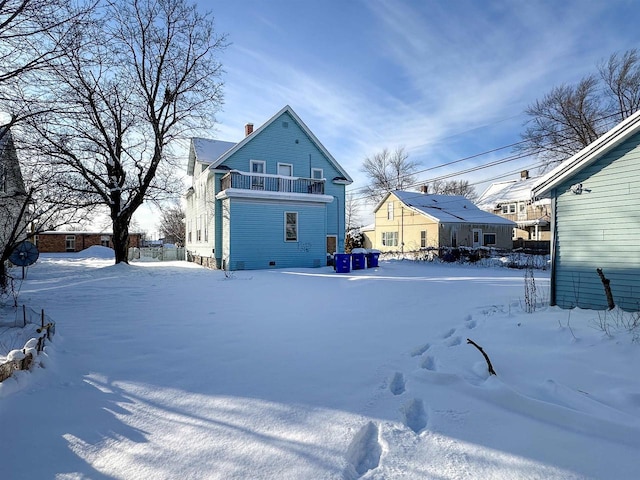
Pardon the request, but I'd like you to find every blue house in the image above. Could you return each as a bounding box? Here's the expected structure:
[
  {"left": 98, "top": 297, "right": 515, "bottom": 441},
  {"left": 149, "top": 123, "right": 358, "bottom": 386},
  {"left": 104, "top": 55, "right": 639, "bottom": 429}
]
[
  {"left": 185, "top": 105, "right": 352, "bottom": 270},
  {"left": 532, "top": 110, "right": 640, "bottom": 311}
]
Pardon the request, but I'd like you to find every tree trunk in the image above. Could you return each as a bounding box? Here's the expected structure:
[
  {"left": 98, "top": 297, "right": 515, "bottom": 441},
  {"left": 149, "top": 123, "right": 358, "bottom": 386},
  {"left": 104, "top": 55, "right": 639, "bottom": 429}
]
[{"left": 112, "top": 216, "right": 131, "bottom": 264}]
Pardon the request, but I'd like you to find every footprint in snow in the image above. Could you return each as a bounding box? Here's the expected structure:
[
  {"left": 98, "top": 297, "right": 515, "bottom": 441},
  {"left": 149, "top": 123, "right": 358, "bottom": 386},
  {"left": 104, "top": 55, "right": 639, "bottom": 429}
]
[
  {"left": 389, "top": 372, "right": 406, "bottom": 395},
  {"left": 410, "top": 343, "right": 430, "bottom": 357},
  {"left": 420, "top": 355, "right": 437, "bottom": 371},
  {"left": 442, "top": 328, "right": 456, "bottom": 339},
  {"left": 447, "top": 336, "right": 462, "bottom": 347},
  {"left": 466, "top": 319, "right": 477, "bottom": 329},
  {"left": 344, "top": 422, "right": 382, "bottom": 479},
  {"left": 402, "top": 398, "right": 428, "bottom": 434}
]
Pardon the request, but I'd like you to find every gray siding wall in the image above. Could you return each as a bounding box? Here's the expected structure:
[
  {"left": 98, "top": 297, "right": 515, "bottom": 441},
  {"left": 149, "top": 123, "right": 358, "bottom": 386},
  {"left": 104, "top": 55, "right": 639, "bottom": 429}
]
[{"left": 553, "top": 132, "right": 640, "bottom": 311}]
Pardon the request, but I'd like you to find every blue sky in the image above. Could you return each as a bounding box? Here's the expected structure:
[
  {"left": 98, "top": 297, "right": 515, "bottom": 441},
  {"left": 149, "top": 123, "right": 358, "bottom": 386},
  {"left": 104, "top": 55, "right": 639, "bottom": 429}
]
[{"left": 192, "top": 0, "right": 640, "bottom": 215}]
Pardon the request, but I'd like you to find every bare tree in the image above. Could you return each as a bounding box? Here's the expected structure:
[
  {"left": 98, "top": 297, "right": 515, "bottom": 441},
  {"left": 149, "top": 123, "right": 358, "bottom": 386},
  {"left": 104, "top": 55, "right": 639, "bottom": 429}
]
[
  {"left": 26, "top": 0, "right": 226, "bottom": 264},
  {"left": 520, "top": 49, "right": 640, "bottom": 172},
  {"left": 425, "top": 179, "right": 477, "bottom": 201},
  {"left": 0, "top": 0, "right": 92, "bottom": 133},
  {"left": 158, "top": 202, "right": 185, "bottom": 245},
  {"left": 361, "top": 146, "right": 419, "bottom": 203},
  {"left": 520, "top": 76, "right": 607, "bottom": 171},
  {"left": 1, "top": 130, "right": 88, "bottom": 292},
  {"left": 599, "top": 48, "right": 640, "bottom": 121},
  {"left": 344, "top": 192, "right": 361, "bottom": 230}
]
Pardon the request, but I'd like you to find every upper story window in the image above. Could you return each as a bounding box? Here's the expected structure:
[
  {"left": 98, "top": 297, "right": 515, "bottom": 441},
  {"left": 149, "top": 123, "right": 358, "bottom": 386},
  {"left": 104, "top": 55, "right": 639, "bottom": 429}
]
[
  {"left": 387, "top": 202, "right": 394, "bottom": 220},
  {"left": 311, "top": 168, "right": 323, "bottom": 180},
  {"left": 278, "top": 163, "right": 293, "bottom": 177},
  {"left": 501, "top": 203, "right": 516, "bottom": 214},
  {"left": 250, "top": 160, "right": 266, "bottom": 190}
]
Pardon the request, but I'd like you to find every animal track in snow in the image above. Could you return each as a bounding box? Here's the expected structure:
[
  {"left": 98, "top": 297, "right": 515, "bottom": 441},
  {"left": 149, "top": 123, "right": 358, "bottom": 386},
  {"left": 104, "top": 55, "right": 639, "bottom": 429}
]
[
  {"left": 402, "top": 398, "right": 428, "bottom": 434},
  {"left": 466, "top": 319, "right": 477, "bottom": 329},
  {"left": 345, "top": 422, "right": 382, "bottom": 479},
  {"left": 442, "top": 328, "right": 456, "bottom": 339},
  {"left": 410, "top": 343, "right": 430, "bottom": 357},
  {"left": 447, "top": 336, "right": 462, "bottom": 347},
  {"left": 420, "top": 355, "right": 437, "bottom": 371},
  {"left": 389, "top": 372, "right": 406, "bottom": 395}
]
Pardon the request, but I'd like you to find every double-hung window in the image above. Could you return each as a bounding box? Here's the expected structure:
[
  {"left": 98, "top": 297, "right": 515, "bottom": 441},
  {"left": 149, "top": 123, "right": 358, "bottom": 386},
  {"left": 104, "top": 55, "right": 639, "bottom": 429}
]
[
  {"left": 381, "top": 231, "right": 398, "bottom": 247},
  {"left": 285, "top": 212, "right": 298, "bottom": 242}
]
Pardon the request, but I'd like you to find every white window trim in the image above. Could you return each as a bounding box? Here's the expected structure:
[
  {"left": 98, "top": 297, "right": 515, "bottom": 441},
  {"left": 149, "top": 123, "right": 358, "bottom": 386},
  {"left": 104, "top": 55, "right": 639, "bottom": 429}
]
[
  {"left": 483, "top": 232, "right": 497, "bottom": 246},
  {"left": 285, "top": 211, "right": 298, "bottom": 242},
  {"left": 311, "top": 168, "right": 323, "bottom": 180},
  {"left": 382, "top": 231, "right": 398, "bottom": 247},
  {"left": 387, "top": 202, "right": 394, "bottom": 220},
  {"left": 250, "top": 159, "right": 266, "bottom": 173},
  {"left": 420, "top": 230, "right": 426, "bottom": 248},
  {"left": 277, "top": 163, "right": 293, "bottom": 177}
]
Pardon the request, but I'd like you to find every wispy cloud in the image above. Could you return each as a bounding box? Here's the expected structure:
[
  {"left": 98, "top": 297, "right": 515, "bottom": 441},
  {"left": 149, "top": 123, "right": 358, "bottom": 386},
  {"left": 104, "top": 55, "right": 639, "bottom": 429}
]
[{"left": 209, "top": 0, "right": 640, "bottom": 195}]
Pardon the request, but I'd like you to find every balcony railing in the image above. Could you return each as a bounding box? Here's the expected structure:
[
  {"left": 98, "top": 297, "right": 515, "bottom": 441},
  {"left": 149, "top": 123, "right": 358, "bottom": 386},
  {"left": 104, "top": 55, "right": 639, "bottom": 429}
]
[{"left": 220, "top": 170, "right": 325, "bottom": 195}]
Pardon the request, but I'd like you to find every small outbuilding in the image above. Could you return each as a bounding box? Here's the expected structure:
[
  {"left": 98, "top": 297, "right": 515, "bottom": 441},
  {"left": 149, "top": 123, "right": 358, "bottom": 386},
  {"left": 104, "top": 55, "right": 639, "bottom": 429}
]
[{"left": 532, "top": 110, "right": 640, "bottom": 311}]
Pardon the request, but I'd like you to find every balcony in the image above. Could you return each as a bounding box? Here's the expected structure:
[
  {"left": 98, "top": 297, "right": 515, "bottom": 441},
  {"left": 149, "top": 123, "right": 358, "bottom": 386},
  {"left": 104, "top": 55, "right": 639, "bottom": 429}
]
[{"left": 220, "top": 170, "right": 325, "bottom": 195}]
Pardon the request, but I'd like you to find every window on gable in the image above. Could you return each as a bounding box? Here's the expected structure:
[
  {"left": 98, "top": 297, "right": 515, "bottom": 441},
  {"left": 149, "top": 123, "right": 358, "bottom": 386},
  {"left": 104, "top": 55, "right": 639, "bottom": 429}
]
[
  {"left": 387, "top": 202, "right": 394, "bottom": 220},
  {"left": 250, "top": 160, "right": 265, "bottom": 190},
  {"left": 311, "top": 168, "right": 323, "bottom": 180},
  {"left": 285, "top": 212, "right": 298, "bottom": 242}
]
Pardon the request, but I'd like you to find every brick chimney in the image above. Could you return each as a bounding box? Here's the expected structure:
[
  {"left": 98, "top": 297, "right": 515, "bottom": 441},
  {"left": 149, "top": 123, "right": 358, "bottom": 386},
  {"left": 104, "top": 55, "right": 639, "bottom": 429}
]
[
  {"left": 520, "top": 170, "right": 529, "bottom": 180},
  {"left": 245, "top": 123, "right": 254, "bottom": 137},
  {"left": 420, "top": 185, "right": 428, "bottom": 194}
]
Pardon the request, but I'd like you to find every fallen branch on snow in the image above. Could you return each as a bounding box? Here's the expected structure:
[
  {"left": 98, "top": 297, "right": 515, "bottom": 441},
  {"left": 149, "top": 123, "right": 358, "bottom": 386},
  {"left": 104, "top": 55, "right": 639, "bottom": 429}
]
[{"left": 466, "top": 338, "right": 496, "bottom": 376}]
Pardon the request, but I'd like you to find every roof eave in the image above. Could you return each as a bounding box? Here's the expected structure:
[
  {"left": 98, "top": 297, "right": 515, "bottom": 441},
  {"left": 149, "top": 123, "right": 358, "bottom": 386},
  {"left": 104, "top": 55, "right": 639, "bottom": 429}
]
[{"left": 532, "top": 110, "right": 640, "bottom": 197}]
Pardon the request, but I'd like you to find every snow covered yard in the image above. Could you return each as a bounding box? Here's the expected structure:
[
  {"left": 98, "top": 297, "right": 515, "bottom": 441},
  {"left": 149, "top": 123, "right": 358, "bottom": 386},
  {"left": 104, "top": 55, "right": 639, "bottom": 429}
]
[{"left": 1, "top": 248, "right": 639, "bottom": 479}]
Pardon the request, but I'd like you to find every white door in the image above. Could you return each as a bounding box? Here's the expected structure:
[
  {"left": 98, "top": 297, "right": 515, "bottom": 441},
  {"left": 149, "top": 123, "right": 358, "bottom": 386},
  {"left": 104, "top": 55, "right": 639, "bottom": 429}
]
[
  {"left": 278, "top": 163, "right": 293, "bottom": 192},
  {"left": 472, "top": 228, "right": 482, "bottom": 248}
]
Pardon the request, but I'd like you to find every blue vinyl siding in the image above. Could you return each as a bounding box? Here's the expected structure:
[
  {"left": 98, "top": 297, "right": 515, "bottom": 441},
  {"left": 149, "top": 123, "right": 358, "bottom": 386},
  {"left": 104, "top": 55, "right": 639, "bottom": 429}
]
[
  {"left": 552, "top": 132, "right": 640, "bottom": 311},
  {"left": 225, "top": 198, "right": 327, "bottom": 270}
]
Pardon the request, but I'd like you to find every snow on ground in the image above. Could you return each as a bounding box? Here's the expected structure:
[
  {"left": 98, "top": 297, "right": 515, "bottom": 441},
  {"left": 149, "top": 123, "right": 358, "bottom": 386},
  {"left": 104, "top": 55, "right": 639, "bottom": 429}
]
[{"left": 1, "top": 251, "right": 639, "bottom": 479}]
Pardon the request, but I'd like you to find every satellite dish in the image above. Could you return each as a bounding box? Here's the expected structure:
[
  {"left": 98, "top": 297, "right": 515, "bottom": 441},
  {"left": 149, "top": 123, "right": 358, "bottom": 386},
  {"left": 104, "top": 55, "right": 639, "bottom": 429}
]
[{"left": 9, "top": 241, "right": 39, "bottom": 267}]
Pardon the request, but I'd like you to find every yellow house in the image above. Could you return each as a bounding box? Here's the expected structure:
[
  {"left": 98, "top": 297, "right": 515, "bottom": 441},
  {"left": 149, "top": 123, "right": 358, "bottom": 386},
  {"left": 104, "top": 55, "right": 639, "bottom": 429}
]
[{"left": 364, "top": 190, "right": 516, "bottom": 252}]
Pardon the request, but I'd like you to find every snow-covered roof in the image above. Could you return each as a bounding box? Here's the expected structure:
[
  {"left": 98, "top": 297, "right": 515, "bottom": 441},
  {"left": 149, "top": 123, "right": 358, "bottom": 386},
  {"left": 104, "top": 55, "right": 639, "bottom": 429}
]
[
  {"left": 386, "top": 191, "right": 516, "bottom": 225},
  {"left": 187, "top": 138, "right": 237, "bottom": 176},
  {"left": 532, "top": 108, "right": 640, "bottom": 197},
  {"left": 476, "top": 177, "right": 549, "bottom": 210},
  {"left": 187, "top": 105, "right": 353, "bottom": 183}
]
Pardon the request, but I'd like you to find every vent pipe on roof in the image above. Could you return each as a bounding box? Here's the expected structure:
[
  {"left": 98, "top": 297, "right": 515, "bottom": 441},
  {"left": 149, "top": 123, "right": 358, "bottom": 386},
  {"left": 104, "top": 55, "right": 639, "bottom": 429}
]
[
  {"left": 420, "top": 185, "right": 428, "bottom": 194},
  {"left": 520, "top": 170, "right": 529, "bottom": 180},
  {"left": 245, "top": 123, "right": 254, "bottom": 137}
]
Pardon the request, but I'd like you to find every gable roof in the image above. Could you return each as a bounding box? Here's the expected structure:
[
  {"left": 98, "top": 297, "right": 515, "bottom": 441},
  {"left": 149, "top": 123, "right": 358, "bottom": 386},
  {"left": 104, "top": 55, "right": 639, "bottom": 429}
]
[
  {"left": 378, "top": 190, "right": 515, "bottom": 225},
  {"left": 187, "top": 138, "right": 236, "bottom": 176},
  {"left": 477, "top": 176, "right": 549, "bottom": 210},
  {"left": 0, "top": 127, "right": 26, "bottom": 195},
  {"left": 532, "top": 109, "right": 640, "bottom": 197},
  {"left": 188, "top": 105, "right": 353, "bottom": 183}
]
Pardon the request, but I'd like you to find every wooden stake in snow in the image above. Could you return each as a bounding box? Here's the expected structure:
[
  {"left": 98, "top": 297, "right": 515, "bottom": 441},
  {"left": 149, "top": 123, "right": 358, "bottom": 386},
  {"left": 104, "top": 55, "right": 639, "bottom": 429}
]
[
  {"left": 596, "top": 268, "right": 615, "bottom": 310},
  {"left": 466, "top": 338, "right": 496, "bottom": 376}
]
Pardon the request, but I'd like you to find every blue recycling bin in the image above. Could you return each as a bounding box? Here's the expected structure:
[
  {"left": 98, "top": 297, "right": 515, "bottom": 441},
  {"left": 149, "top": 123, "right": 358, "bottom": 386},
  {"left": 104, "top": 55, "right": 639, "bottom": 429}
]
[
  {"left": 366, "top": 252, "right": 380, "bottom": 268},
  {"left": 334, "top": 253, "right": 351, "bottom": 273},
  {"left": 351, "top": 252, "right": 366, "bottom": 270}
]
